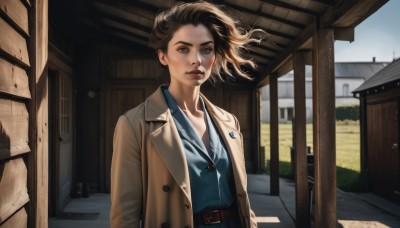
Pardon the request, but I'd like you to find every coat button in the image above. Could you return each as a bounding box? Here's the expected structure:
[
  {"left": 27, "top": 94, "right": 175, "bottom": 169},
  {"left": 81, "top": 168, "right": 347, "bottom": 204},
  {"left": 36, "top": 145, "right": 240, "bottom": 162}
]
[
  {"left": 229, "top": 131, "right": 238, "bottom": 139},
  {"left": 162, "top": 185, "right": 170, "bottom": 192},
  {"left": 207, "top": 163, "right": 216, "bottom": 171},
  {"left": 161, "top": 222, "right": 169, "bottom": 228}
]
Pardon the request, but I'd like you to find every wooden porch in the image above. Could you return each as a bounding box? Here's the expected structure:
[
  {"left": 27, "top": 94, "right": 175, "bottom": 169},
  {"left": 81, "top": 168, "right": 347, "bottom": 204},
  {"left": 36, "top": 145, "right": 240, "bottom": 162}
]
[{"left": 0, "top": 0, "right": 390, "bottom": 227}]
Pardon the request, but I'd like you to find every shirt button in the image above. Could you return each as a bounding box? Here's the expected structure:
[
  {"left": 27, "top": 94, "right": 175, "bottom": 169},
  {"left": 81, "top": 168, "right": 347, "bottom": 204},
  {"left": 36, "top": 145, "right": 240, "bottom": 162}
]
[
  {"left": 207, "top": 163, "right": 216, "bottom": 171},
  {"left": 162, "top": 185, "right": 170, "bottom": 192}
]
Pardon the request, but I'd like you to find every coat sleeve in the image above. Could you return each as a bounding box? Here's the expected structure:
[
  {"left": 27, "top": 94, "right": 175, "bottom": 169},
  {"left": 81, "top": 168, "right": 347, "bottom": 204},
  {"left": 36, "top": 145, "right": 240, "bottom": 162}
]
[
  {"left": 233, "top": 114, "right": 258, "bottom": 228},
  {"left": 110, "top": 115, "right": 142, "bottom": 228}
]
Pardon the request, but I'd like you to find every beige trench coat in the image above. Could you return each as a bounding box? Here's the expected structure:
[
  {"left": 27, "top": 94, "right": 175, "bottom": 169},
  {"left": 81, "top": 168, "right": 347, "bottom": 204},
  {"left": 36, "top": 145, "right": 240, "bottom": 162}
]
[{"left": 110, "top": 87, "right": 257, "bottom": 228}]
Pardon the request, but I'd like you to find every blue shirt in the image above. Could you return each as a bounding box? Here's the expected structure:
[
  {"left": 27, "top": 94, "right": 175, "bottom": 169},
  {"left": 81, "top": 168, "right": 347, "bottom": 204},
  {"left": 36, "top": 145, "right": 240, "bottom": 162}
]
[{"left": 162, "top": 88, "right": 235, "bottom": 214}]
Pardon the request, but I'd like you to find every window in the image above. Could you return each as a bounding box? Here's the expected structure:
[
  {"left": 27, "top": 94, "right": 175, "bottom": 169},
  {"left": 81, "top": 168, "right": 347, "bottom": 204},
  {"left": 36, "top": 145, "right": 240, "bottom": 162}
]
[
  {"left": 287, "top": 108, "right": 294, "bottom": 121},
  {"left": 280, "top": 108, "right": 285, "bottom": 119},
  {"left": 343, "top": 84, "right": 350, "bottom": 97},
  {"left": 60, "top": 75, "right": 72, "bottom": 135}
]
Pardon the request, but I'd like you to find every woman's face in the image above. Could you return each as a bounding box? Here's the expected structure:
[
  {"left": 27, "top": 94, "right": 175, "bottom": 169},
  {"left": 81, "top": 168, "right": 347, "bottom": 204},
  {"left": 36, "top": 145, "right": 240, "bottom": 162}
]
[{"left": 158, "top": 24, "right": 216, "bottom": 88}]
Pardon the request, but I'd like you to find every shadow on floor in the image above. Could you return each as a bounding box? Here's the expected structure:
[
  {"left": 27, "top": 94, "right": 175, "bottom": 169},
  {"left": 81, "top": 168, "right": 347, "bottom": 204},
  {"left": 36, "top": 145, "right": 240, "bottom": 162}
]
[{"left": 49, "top": 175, "right": 400, "bottom": 228}]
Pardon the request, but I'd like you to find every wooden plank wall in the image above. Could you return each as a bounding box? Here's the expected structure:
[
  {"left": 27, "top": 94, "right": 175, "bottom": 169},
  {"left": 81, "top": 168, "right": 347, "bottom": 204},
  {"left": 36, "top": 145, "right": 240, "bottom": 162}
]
[{"left": 0, "top": 0, "right": 32, "bottom": 227}]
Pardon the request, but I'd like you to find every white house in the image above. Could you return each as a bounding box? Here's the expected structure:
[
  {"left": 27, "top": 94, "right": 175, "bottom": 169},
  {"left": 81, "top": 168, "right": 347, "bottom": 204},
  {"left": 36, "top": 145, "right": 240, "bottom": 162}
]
[{"left": 261, "top": 61, "right": 389, "bottom": 123}]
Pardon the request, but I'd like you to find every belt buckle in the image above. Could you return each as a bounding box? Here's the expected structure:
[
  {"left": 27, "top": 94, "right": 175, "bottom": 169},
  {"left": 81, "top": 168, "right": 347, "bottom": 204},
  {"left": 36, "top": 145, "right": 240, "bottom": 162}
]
[{"left": 202, "top": 210, "right": 223, "bottom": 225}]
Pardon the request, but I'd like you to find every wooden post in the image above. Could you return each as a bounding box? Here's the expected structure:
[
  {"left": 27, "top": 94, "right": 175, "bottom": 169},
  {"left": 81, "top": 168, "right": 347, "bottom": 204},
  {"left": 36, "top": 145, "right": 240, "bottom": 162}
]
[
  {"left": 269, "top": 73, "right": 279, "bottom": 195},
  {"left": 29, "top": 0, "right": 49, "bottom": 227},
  {"left": 312, "top": 29, "right": 337, "bottom": 227},
  {"left": 293, "top": 51, "right": 310, "bottom": 227},
  {"left": 359, "top": 95, "right": 367, "bottom": 177},
  {"left": 255, "top": 87, "right": 262, "bottom": 172}
]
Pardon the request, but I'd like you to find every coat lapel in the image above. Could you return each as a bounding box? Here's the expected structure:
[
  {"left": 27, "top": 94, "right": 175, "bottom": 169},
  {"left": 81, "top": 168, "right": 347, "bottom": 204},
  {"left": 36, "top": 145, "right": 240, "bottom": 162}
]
[
  {"left": 145, "top": 87, "right": 192, "bottom": 204},
  {"left": 201, "top": 94, "right": 248, "bottom": 193},
  {"left": 143, "top": 87, "right": 247, "bottom": 207}
]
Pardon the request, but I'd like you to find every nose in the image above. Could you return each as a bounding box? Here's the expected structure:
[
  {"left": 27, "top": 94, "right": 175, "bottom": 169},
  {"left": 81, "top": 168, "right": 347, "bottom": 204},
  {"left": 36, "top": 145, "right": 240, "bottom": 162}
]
[{"left": 190, "top": 51, "right": 201, "bottom": 66}]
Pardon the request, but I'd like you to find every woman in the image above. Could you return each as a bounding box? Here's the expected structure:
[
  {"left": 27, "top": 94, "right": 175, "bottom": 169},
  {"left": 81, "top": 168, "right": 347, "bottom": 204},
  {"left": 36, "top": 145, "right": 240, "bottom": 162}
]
[{"left": 110, "top": 1, "right": 262, "bottom": 227}]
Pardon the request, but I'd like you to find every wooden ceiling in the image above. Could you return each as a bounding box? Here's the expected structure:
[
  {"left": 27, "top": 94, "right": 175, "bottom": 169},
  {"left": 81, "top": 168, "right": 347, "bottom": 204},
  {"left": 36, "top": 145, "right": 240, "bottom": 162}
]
[{"left": 52, "top": 0, "right": 389, "bottom": 85}]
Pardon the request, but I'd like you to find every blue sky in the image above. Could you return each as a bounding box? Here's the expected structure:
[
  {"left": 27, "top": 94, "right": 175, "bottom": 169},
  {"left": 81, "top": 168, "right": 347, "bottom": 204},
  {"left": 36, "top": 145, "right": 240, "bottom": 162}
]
[{"left": 335, "top": 0, "right": 399, "bottom": 62}]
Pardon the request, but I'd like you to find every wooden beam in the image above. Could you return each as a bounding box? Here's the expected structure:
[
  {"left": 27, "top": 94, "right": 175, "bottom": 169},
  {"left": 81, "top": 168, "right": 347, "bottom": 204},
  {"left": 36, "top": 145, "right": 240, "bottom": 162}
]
[
  {"left": 217, "top": 3, "right": 297, "bottom": 40},
  {"left": 257, "top": 0, "right": 388, "bottom": 86},
  {"left": 255, "top": 25, "right": 296, "bottom": 41},
  {"left": 236, "top": 17, "right": 293, "bottom": 47},
  {"left": 118, "top": 0, "right": 161, "bottom": 15},
  {"left": 334, "top": 27, "right": 354, "bottom": 42},
  {"left": 106, "top": 30, "right": 148, "bottom": 46},
  {"left": 28, "top": 0, "right": 49, "bottom": 227},
  {"left": 101, "top": 17, "right": 149, "bottom": 39},
  {"left": 255, "top": 87, "right": 262, "bottom": 172},
  {"left": 320, "top": 0, "right": 388, "bottom": 28},
  {"left": 259, "top": 19, "right": 316, "bottom": 84},
  {"left": 93, "top": 0, "right": 155, "bottom": 40},
  {"left": 95, "top": 0, "right": 156, "bottom": 21},
  {"left": 100, "top": 13, "right": 152, "bottom": 33},
  {"left": 247, "top": 49, "right": 274, "bottom": 61},
  {"left": 226, "top": 3, "right": 306, "bottom": 30},
  {"left": 251, "top": 45, "right": 276, "bottom": 57},
  {"left": 260, "top": 0, "right": 319, "bottom": 17},
  {"left": 250, "top": 88, "right": 260, "bottom": 172},
  {"left": 293, "top": 51, "right": 311, "bottom": 227},
  {"left": 243, "top": 54, "right": 270, "bottom": 66},
  {"left": 312, "top": 28, "right": 336, "bottom": 227},
  {"left": 311, "top": 0, "right": 335, "bottom": 5},
  {"left": 263, "top": 39, "right": 289, "bottom": 50},
  {"left": 257, "top": 52, "right": 290, "bottom": 87},
  {"left": 269, "top": 73, "right": 279, "bottom": 195},
  {"left": 104, "top": 24, "right": 149, "bottom": 44}
]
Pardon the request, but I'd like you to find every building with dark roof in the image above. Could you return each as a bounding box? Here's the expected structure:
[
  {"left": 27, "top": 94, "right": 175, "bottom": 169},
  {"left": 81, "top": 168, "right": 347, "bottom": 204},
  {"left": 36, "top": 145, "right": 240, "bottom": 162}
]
[
  {"left": 353, "top": 58, "right": 400, "bottom": 94},
  {"left": 352, "top": 58, "right": 400, "bottom": 204}
]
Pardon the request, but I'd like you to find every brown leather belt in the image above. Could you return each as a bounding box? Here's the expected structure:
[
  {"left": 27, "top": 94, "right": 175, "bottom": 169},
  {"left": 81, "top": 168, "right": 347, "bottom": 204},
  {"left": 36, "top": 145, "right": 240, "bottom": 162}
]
[{"left": 194, "top": 209, "right": 233, "bottom": 225}]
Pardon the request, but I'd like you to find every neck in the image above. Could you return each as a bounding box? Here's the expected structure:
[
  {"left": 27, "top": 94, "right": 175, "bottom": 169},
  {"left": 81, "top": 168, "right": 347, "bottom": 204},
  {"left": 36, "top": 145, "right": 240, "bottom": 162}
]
[{"left": 168, "top": 83, "right": 202, "bottom": 113}]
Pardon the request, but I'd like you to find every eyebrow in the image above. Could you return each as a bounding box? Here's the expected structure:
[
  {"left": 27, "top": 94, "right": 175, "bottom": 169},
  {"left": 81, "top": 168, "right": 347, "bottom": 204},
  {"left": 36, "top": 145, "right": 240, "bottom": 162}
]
[{"left": 173, "top": 41, "right": 214, "bottom": 46}]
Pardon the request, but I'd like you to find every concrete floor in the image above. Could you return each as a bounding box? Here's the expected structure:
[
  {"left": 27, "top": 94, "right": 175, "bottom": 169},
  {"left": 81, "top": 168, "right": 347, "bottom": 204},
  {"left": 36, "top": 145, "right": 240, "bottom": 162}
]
[{"left": 49, "top": 175, "right": 400, "bottom": 228}]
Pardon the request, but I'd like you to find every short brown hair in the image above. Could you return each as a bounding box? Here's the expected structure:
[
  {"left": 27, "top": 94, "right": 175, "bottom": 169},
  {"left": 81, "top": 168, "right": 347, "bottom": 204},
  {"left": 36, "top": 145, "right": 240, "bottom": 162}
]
[{"left": 149, "top": 1, "right": 263, "bottom": 82}]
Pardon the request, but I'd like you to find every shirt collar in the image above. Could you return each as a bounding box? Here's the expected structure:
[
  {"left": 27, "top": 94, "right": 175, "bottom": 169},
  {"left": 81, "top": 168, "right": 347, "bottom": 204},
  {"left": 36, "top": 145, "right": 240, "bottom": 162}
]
[{"left": 144, "top": 85, "right": 231, "bottom": 123}]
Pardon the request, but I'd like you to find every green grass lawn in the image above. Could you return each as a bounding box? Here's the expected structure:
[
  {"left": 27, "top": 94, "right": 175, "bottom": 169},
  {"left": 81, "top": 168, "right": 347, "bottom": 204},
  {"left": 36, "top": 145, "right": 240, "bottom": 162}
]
[{"left": 260, "top": 121, "right": 361, "bottom": 191}]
